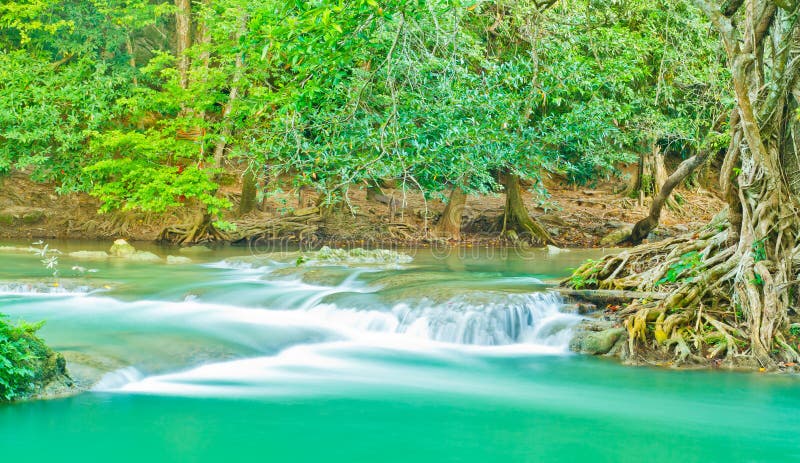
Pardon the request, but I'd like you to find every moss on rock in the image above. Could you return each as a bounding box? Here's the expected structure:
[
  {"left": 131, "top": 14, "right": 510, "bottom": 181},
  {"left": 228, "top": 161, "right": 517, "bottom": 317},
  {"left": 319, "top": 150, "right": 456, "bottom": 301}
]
[{"left": 0, "top": 316, "right": 73, "bottom": 402}]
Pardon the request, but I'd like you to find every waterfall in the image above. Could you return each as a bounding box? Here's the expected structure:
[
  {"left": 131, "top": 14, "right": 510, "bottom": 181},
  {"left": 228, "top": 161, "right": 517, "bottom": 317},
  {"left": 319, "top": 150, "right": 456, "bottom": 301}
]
[{"left": 305, "top": 291, "right": 579, "bottom": 346}]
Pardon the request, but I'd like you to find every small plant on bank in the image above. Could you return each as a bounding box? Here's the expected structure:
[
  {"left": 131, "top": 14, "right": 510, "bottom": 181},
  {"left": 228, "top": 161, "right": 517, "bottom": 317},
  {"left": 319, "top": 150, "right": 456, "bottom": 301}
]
[
  {"left": 657, "top": 251, "right": 703, "bottom": 286},
  {"left": 0, "top": 315, "right": 46, "bottom": 401},
  {"left": 570, "top": 259, "right": 599, "bottom": 290}
]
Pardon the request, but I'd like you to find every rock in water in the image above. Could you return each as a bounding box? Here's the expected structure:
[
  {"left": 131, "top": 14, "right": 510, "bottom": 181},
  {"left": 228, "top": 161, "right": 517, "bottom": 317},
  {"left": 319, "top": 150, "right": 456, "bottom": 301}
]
[
  {"left": 547, "top": 245, "right": 568, "bottom": 254},
  {"left": 68, "top": 251, "right": 109, "bottom": 260},
  {"left": 125, "top": 251, "right": 162, "bottom": 263},
  {"left": 569, "top": 320, "right": 626, "bottom": 355},
  {"left": 108, "top": 239, "right": 136, "bottom": 257},
  {"left": 179, "top": 246, "right": 212, "bottom": 254},
  {"left": 300, "top": 246, "right": 413, "bottom": 265},
  {"left": 166, "top": 255, "right": 192, "bottom": 265}
]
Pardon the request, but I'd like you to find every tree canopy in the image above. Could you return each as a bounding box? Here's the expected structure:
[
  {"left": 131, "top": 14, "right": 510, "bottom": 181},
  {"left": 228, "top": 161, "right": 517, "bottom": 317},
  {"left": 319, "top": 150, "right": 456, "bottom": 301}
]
[{"left": 0, "top": 0, "right": 727, "bottom": 217}]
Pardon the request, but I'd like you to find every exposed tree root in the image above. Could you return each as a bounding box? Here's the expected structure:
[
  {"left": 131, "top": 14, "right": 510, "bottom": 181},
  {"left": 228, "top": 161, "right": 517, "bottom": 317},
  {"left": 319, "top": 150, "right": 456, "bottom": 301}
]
[
  {"left": 227, "top": 208, "right": 324, "bottom": 244},
  {"left": 564, "top": 211, "right": 800, "bottom": 369},
  {"left": 158, "top": 212, "right": 229, "bottom": 245}
]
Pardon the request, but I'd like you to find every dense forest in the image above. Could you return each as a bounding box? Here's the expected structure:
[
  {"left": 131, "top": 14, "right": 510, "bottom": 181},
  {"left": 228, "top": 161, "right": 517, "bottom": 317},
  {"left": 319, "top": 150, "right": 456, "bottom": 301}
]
[
  {"left": 1, "top": 0, "right": 800, "bottom": 373},
  {"left": 1, "top": 0, "right": 729, "bottom": 240}
]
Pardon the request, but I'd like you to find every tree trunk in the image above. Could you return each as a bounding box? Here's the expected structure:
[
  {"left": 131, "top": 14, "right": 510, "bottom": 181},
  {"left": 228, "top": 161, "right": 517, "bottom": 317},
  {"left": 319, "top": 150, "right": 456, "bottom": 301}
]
[
  {"left": 628, "top": 151, "right": 710, "bottom": 244},
  {"left": 579, "top": 1, "right": 800, "bottom": 367},
  {"left": 125, "top": 33, "right": 138, "bottom": 86},
  {"left": 633, "top": 143, "right": 669, "bottom": 204},
  {"left": 238, "top": 169, "right": 258, "bottom": 216},
  {"left": 500, "top": 173, "right": 553, "bottom": 245},
  {"left": 174, "top": 0, "right": 191, "bottom": 90},
  {"left": 434, "top": 187, "right": 467, "bottom": 240},
  {"left": 629, "top": 112, "right": 730, "bottom": 244},
  {"left": 213, "top": 14, "right": 248, "bottom": 168}
]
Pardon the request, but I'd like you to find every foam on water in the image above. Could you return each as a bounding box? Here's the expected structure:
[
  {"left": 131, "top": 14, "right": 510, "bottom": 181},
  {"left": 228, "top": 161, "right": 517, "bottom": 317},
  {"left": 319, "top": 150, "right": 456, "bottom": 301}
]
[
  {"left": 111, "top": 339, "right": 566, "bottom": 398},
  {"left": 93, "top": 367, "right": 145, "bottom": 391},
  {"left": 306, "top": 292, "right": 577, "bottom": 346},
  {"left": 81, "top": 287, "right": 580, "bottom": 396},
  {"left": 3, "top": 254, "right": 583, "bottom": 398},
  {"left": 0, "top": 281, "right": 100, "bottom": 296}
]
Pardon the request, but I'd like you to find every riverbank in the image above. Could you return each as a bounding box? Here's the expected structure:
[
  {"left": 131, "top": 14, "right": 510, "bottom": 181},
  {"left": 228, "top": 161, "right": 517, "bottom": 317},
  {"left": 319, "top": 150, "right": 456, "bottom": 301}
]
[
  {"left": 0, "top": 173, "right": 722, "bottom": 248},
  {"left": 566, "top": 301, "right": 800, "bottom": 374}
]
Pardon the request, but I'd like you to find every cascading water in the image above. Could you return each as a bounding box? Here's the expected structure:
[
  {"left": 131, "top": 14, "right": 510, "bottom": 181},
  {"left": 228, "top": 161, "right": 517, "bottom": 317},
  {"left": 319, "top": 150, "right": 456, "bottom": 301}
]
[
  {"left": 0, "top": 249, "right": 583, "bottom": 397},
  {"left": 4, "top": 245, "right": 796, "bottom": 463},
  {"left": 305, "top": 292, "right": 578, "bottom": 346}
]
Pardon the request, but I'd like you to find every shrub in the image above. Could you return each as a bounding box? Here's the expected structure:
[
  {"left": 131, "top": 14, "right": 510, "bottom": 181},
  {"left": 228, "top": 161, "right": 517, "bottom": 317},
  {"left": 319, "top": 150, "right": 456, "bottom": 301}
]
[{"left": 0, "top": 314, "right": 47, "bottom": 401}]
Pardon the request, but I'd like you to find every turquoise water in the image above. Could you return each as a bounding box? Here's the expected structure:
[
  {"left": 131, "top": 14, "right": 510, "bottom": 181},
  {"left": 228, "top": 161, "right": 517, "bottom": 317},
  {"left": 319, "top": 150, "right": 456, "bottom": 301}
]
[{"left": 1, "top": 243, "right": 798, "bottom": 462}]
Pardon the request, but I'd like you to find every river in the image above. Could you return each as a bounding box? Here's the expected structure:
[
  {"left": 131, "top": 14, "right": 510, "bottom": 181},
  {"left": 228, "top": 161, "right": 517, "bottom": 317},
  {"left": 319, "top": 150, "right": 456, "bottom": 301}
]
[{"left": 0, "top": 242, "right": 798, "bottom": 462}]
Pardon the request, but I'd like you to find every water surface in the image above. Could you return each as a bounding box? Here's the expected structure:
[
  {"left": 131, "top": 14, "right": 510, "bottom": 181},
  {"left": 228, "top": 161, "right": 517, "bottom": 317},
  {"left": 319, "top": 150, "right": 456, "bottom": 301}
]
[{"left": 1, "top": 243, "right": 797, "bottom": 462}]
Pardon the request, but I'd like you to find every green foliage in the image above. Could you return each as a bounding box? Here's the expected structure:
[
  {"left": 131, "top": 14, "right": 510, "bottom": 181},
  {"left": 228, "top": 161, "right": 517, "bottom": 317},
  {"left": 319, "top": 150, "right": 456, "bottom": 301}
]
[
  {"left": 0, "top": 314, "right": 46, "bottom": 401},
  {"left": 0, "top": 0, "right": 730, "bottom": 218},
  {"left": 751, "top": 238, "right": 767, "bottom": 263},
  {"left": 657, "top": 251, "right": 703, "bottom": 286},
  {"left": 570, "top": 260, "right": 599, "bottom": 289}
]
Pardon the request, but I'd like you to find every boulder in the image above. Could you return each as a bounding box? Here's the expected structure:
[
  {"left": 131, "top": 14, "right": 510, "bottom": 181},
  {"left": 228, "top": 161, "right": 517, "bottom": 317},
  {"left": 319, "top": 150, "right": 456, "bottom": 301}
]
[
  {"left": 547, "top": 245, "right": 568, "bottom": 254},
  {"left": 600, "top": 225, "right": 633, "bottom": 246},
  {"left": 166, "top": 255, "right": 192, "bottom": 265},
  {"left": 109, "top": 239, "right": 136, "bottom": 257},
  {"left": 570, "top": 321, "right": 626, "bottom": 355}
]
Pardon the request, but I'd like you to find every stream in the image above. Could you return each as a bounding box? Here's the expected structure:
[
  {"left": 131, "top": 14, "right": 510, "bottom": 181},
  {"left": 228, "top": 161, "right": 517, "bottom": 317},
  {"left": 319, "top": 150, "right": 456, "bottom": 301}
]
[{"left": 0, "top": 242, "right": 798, "bottom": 462}]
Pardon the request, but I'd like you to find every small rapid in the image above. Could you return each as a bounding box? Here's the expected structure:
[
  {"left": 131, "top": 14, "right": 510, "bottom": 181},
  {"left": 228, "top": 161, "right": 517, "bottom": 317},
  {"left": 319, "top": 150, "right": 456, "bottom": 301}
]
[
  {"left": 306, "top": 292, "right": 577, "bottom": 346},
  {"left": 2, "top": 244, "right": 798, "bottom": 463},
  {"left": 0, "top": 248, "right": 585, "bottom": 397}
]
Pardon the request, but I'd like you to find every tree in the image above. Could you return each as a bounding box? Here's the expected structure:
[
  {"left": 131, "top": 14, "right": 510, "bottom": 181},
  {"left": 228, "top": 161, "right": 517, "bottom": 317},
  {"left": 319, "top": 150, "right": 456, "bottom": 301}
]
[{"left": 571, "top": 0, "right": 800, "bottom": 367}]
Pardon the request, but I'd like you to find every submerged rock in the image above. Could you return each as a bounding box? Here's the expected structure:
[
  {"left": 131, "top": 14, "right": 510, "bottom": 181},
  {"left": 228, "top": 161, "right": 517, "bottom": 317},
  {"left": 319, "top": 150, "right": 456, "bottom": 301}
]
[
  {"left": 109, "top": 239, "right": 136, "bottom": 257},
  {"left": 0, "top": 245, "right": 33, "bottom": 254},
  {"left": 68, "top": 250, "right": 110, "bottom": 260},
  {"left": 57, "top": 351, "right": 127, "bottom": 391},
  {"left": 107, "top": 239, "right": 162, "bottom": 262},
  {"left": 166, "top": 255, "right": 192, "bottom": 265},
  {"left": 547, "top": 245, "right": 568, "bottom": 254},
  {"left": 125, "top": 251, "right": 162, "bottom": 263},
  {"left": 267, "top": 267, "right": 351, "bottom": 286},
  {"left": 179, "top": 245, "right": 212, "bottom": 254},
  {"left": 299, "top": 246, "right": 413, "bottom": 265}
]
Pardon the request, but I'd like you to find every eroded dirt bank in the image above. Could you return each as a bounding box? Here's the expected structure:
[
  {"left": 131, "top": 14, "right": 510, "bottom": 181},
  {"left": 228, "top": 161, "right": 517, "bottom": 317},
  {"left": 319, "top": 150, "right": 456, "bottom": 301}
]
[{"left": 0, "top": 173, "right": 723, "bottom": 247}]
